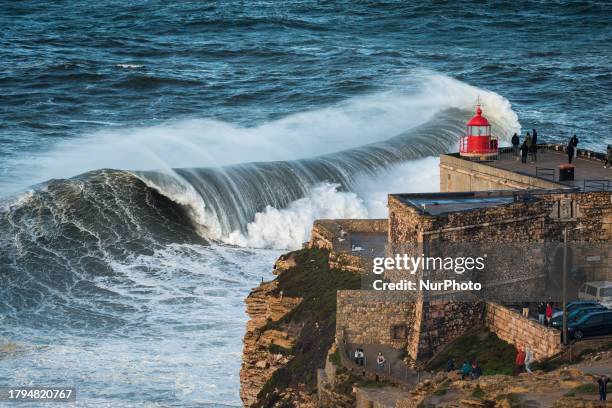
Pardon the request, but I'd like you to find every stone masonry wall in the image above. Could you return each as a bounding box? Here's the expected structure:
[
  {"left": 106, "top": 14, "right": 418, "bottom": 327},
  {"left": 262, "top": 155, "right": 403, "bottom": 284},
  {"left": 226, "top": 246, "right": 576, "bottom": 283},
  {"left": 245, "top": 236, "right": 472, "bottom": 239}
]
[
  {"left": 310, "top": 219, "right": 387, "bottom": 252},
  {"left": 485, "top": 302, "right": 563, "bottom": 361},
  {"left": 336, "top": 290, "right": 415, "bottom": 349},
  {"left": 439, "top": 153, "right": 565, "bottom": 192},
  {"left": 413, "top": 301, "right": 485, "bottom": 361},
  {"left": 388, "top": 190, "right": 611, "bottom": 362}
]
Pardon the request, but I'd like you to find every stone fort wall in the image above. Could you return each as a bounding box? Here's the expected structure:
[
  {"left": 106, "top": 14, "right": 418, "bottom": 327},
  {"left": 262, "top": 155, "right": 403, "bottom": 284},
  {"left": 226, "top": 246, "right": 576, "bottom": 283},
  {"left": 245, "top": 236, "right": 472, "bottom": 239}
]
[
  {"left": 485, "top": 302, "right": 563, "bottom": 361},
  {"left": 336, "top": 290, "right": 415, "bottom": 350}
]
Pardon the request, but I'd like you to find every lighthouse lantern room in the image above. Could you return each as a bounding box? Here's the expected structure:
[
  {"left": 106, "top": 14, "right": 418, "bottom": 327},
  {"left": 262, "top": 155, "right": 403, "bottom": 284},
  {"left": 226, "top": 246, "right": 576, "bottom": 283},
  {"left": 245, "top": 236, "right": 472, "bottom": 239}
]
[{"left": 459, "top": 104, "right": 498, "bottom": 160}]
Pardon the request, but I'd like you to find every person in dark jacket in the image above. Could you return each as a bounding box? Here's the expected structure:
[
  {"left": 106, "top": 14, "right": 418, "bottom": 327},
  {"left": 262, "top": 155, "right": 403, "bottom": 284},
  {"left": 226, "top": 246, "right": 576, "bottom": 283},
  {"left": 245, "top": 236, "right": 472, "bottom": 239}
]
[
  {"left": 446, "top": 358, "right": 455, "bottom": 372},
  {"left": 604, "top": 145, "right": 612, "bottom": 168},
  {"left": 570, "top": 135, "right": 579, "bottom": 159},
  {"left": 511, "top": 133, "right": 520, "bottom": 157},
  {"left": 567, "top": 141, "right": 575, "bottom": 164},
  {"left": 520, "top": 141, "right": 529, "bottom": 163},
  {"left": 598, "top": 375, "right": 610, "bottom": 401},
  {"left": 461, "top": 360, "right": 472, "bottom": 380},
  {"left": 537, "top": 302, "right": 546, "bottom": 325},
  {"left": 531, "top": 129, "right": 538, "bottom": 161},
  {"left": 471, "top": 361, "right": 483, "bottom": 379}
]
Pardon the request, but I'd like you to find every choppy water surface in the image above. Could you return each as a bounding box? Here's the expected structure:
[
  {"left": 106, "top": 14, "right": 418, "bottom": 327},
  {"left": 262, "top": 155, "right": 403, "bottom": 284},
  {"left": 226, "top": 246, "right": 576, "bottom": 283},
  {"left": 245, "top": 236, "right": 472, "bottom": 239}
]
[{"left": 0, "top": 1, "right": 610, "bottom": 406}]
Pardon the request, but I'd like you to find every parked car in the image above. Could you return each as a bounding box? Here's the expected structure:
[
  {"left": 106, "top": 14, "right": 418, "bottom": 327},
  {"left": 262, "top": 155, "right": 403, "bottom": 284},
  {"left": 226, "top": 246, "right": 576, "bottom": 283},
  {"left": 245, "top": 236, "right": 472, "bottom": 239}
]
[
  {"left": 552, "top": 300, "right": 602, "bottom": 319},
  {"left": 550, "top": 305, "right": 607, "bottom": 328},
  {"left": 578, "top": 281, "right": 612, "bottom": 309},
  {"left": 568, "top": 310, "right": 612, "bottom": 340}
]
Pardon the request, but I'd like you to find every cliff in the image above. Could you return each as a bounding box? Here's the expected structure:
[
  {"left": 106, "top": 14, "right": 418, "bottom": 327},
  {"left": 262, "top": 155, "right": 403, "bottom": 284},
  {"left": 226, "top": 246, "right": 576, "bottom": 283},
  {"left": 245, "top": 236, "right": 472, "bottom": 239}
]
[{"left": 240, "top": 248, "right": 360, "bottom": 407}]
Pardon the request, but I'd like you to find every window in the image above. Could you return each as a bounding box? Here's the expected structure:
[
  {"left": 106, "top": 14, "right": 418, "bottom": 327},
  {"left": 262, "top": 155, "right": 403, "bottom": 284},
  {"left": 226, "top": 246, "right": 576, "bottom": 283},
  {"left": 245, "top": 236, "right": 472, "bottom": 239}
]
[
  {"left": 600, "top": 287, "right": 612, "bottom": 297},
  {"left": 586, "top": 314, "right": 604, "bottom": 325},
  {"left": 391, "top": 324, "right": 407, "bottom": 340},
  {"left": 586, "top": 285, "right": 598, "bottom": 296},
  {"left": 469, "top": 126, "right": 489, "bottom": 136}
]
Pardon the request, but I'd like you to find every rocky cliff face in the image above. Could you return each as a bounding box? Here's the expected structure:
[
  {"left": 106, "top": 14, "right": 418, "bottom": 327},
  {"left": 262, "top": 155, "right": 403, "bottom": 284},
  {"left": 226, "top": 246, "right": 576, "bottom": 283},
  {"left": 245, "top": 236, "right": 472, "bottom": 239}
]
[
  {"left": 239, "top": 248, "right": 360, "bottom": 407},
  {"left": 240, "top": 274, "right": 302, "bottom": 407}
]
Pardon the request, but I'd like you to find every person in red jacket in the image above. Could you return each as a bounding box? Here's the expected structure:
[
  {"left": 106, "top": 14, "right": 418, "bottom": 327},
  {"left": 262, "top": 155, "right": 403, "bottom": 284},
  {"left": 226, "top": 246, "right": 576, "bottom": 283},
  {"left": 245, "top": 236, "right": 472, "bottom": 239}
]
[
  {"left": 515, "top": 347, "right": 526, "bottom": 375},
  {"left": 545, "top": 303, "right": 553, "bottom": 327}
]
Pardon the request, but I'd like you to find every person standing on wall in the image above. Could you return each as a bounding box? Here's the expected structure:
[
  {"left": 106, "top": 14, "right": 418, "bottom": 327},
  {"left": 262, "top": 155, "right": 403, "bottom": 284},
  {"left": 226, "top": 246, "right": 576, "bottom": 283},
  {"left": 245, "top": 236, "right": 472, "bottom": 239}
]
[
  {"left": 545, "top": 302, "right": 553, "bottom": 327},
  {"left": 537, "top": 302, "right": 546, "bottom": 325},
  {"left": 511, "top": 133, "right": 520, "bottom": 158}
]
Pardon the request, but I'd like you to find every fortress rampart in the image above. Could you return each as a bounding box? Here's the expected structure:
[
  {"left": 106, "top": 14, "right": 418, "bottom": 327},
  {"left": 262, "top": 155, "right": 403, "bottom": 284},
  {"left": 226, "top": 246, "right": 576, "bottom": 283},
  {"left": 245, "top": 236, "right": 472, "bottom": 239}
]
[{"left": 312, "top": 146, "right": 612, "bottom": 367}]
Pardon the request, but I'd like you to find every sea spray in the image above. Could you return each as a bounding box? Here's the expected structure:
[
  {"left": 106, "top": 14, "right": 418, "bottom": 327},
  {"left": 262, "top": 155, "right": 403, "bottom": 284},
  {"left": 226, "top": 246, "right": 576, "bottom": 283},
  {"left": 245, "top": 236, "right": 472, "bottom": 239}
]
[
  {"left": 224, "top": 183, "right": 368, "bottom": 249},
  {"left": 223, "top": 158, "right": 441, "bottom": 250},
  {"left": 0, "top": 72, "right": 519, "bottom": 197}
]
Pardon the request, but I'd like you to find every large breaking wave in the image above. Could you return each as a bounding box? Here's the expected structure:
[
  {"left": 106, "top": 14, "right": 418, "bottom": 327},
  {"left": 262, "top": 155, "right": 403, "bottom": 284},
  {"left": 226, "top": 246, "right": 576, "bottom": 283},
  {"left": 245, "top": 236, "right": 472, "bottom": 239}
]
[
  {"left": 0, "top": 72, "right": 519, "bottom": 406},
  {"left": 0, "top": 73, "right": 520, "bottom": 282}
]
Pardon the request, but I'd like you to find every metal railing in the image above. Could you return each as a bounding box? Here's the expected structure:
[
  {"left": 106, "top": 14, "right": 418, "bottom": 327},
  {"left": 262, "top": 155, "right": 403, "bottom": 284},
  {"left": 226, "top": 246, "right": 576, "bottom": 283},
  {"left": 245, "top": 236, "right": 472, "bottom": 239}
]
[
  {"left": 536, "top": 167, "right": 555, "bottom": 182},
  {"left": 583, "top": 179, "right": 612, "bottom": 192},
  {"left": 338, "top": 332, "right": 427, "bottom": 386}
]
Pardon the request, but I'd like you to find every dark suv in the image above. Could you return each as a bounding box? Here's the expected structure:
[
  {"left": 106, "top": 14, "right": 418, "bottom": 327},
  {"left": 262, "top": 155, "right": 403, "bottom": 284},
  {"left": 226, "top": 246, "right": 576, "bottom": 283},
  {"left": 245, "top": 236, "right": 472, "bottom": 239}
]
[
  {"left": 568, "top": 310, "right": 612, "bottom": 340},
  {"left": 550, "top": 305, "right": 607, "bottom": 328}
]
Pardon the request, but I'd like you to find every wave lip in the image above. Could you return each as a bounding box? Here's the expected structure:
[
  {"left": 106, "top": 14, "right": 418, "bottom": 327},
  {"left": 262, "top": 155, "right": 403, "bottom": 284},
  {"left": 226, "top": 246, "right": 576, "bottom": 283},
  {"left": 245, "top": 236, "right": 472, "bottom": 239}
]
[{"left": 0, "top": 71, "right": 519, "bottom": 198}]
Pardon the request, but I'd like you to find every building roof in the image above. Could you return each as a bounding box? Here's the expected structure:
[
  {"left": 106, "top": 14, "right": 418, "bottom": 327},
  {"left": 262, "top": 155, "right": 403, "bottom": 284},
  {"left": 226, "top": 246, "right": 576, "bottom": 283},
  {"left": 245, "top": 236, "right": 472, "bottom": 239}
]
[
  {"left": 390, "top": 191, "right": 523, "bottom": 215},
  {"left": 466, "top": 106, "right": 490, "bottom": 127}
]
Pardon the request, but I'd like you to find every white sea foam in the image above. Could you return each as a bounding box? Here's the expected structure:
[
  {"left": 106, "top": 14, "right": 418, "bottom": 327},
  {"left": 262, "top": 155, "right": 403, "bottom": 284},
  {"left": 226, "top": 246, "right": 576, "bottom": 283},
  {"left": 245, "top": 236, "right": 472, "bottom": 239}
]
[
  {"left": 223, "top": 183, "right": 369, "bottom": 249},
  {"left": 116, "top": 63, "right": 144, "bottom": 69},
  {"left": 1, "top": 71, "right": 520, "bottom": 196},
  {"left": 224, "top": 157, "right": 440, "bottom": 250}
]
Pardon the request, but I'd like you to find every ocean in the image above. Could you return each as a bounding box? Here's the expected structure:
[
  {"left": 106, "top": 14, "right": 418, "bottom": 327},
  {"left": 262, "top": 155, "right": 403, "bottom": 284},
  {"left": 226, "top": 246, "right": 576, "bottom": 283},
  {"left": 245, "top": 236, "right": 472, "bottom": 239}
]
[{"left": 0, "top": 1, "right": 610, "bottom": 406}]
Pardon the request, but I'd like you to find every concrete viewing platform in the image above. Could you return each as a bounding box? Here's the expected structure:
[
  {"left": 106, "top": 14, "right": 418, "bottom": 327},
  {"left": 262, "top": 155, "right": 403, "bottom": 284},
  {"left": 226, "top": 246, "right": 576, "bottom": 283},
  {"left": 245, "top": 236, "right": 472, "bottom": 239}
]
[{"left": 489, "top": 145, "right": 612, "bottom": 190}]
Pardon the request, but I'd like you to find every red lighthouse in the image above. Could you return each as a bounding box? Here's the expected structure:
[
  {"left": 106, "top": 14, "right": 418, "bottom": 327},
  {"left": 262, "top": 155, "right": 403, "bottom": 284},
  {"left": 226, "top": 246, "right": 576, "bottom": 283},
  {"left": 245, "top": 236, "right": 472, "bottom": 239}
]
[{"left": 459, "top": 104, "right": 498, "bottom": 160}]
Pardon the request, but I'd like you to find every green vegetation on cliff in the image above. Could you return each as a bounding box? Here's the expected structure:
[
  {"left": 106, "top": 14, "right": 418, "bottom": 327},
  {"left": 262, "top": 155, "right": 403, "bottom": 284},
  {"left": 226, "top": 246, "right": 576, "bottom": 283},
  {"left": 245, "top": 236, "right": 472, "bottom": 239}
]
[
  {"left": 426, "top": 328, "right": 516, "bottom": 376},
  {"left": 256, "top": 248, "right": 361, "bottom": 407}
]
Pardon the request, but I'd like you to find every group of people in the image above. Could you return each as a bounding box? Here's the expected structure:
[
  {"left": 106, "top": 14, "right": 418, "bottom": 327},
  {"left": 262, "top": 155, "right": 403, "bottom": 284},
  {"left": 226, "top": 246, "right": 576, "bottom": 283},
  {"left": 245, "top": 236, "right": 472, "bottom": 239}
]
[
  {"left": 353, "top": 347, "right": 365, "bottom": 366},
  {"left": 512, "top": 131, "right": 588, "bottom": 165},
  {"left": 514, "top": 346, "right": 535, "bottom": 374},
  {"left": 535, "top": 302, "right": 554, "bottom": 327},
  {"left": 511, "top": 129, "right": 539, "bottom": 163},
  {"left": 353, "top": 348, "right": 388, "bottom": 373},
  {"left": 446, "top": 358, "right": 483, "bottom": 380},
  {"left": 521, "top": 302, "right": 555, "bottom": 327}
]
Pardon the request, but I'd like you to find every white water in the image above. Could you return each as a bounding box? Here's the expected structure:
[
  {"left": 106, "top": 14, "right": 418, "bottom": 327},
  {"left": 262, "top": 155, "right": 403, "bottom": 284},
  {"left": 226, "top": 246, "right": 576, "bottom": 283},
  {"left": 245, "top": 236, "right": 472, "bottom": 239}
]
[
  {"left": 3, "top": 244, "right": 282, "bottom": 407},
  {"left": 0, "top": 71, "right": 519, "bottom": 197},
  {"left": 224, "top": 157, "right": 440, "bottom": 250},
  {"left": 0, "top": 73, "right": 521, "bottom": 407}
]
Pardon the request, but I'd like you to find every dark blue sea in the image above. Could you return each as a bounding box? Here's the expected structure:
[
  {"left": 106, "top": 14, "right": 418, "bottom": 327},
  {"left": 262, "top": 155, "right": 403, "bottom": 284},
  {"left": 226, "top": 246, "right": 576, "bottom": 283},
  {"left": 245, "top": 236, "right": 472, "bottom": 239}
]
[{"left": 0, "top": 1, "right": 610, "bottom": 406}]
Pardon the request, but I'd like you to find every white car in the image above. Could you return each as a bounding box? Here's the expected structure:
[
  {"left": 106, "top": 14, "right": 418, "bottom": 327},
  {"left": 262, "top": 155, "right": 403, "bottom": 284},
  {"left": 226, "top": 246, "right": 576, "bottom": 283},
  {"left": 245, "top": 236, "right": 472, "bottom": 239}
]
[{"left": 578, "top": 281, "right": 612, "bottom": 309}]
